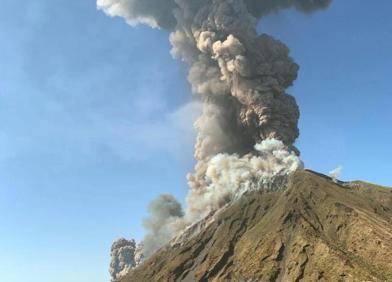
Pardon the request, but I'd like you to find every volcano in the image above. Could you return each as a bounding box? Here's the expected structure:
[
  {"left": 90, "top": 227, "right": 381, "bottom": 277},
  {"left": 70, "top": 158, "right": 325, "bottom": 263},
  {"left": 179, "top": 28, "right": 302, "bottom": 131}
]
[{"left": 117, "top": 170, "right": 392, "bottom": 282}]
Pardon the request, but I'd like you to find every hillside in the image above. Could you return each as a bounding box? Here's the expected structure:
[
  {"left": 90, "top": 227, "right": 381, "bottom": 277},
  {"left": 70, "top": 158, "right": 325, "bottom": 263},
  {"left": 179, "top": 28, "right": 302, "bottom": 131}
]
[{"left": 119, "top": 170, "right": 392, "bottom": 282}]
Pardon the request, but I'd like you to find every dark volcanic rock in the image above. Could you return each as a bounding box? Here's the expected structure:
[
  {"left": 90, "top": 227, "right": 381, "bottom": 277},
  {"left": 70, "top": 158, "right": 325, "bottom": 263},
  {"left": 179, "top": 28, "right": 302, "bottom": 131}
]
[{"left": 119, "top": 170, "right": 392, "bottom": 282}]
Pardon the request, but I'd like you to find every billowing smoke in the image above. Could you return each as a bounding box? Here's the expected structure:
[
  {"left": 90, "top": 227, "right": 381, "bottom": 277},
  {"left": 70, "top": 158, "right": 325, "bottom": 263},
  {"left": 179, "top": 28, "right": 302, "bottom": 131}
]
[
  {"left": 99, "top": 0, "right": 332, "bottom": 270},
  {"left": 109, "top": 238, "right": 139, "bottom": 281},
  {"left": 142, "top": 194, "right": 185, "bottom": 257},
  {"left": 186, "top": 139, "right": 303, "bottom": 222}
]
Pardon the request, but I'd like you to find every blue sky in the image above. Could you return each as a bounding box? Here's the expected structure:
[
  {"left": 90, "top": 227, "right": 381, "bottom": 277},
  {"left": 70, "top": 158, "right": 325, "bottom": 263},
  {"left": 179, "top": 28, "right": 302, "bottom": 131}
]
[{"left": 0, "top": 1, "right": 391, "bottom": 282}]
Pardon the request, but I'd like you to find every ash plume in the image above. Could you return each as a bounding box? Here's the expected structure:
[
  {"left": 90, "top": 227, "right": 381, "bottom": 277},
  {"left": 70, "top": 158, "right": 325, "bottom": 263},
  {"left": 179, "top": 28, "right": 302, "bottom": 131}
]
[
  {"left": 245, "top": 0, "right": 331, "bottom": 17},
  {"left": 99, "top": 0, "right": 332, "bottom": 267},
  {"left": 142, "top": 194, "right": 185, "bottom": 258},
  {"left": 109, "top": 238, "right": 137, "bottom": 281}
]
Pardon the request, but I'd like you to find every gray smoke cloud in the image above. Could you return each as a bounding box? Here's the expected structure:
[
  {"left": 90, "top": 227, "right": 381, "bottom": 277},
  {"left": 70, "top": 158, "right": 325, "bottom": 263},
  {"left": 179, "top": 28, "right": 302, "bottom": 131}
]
[
  {"left": 109, "top": 238, "right": 144, "bottom": 280},
  {"left": 109, "top": 196, "right": 185, "bottom": 277},
  {"left": 142, "top": 194, "right": 185, "bottom": 258},
  {"left": 245, "top": 0, "right": 331, "bottom": 17},
  {"left": 100, "top": 0, "right": 332, "bottom": 270}
]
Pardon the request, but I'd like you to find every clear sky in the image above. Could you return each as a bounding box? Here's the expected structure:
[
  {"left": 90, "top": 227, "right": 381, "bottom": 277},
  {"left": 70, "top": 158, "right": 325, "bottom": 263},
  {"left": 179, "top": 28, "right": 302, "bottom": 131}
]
[{"left": 0, "top": 1, "right": 391, "bottom": 282}]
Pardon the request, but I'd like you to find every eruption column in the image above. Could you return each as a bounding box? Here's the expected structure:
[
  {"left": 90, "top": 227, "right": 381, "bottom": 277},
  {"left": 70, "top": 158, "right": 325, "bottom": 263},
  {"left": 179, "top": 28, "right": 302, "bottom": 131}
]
[{"left": 98, "top": 0, "right": 331, "bottom": 268}]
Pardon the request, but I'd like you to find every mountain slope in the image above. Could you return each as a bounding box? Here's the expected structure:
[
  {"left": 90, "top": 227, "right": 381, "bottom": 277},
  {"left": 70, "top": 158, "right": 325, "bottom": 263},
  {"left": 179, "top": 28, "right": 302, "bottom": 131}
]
[{"left": 119, "top": 170, "right": 392, "bottom": 282}]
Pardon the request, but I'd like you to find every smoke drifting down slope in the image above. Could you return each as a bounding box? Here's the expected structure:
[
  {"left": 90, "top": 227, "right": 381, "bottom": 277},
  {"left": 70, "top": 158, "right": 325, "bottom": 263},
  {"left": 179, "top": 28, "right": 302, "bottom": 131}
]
[{"left": 99, "top": 0, "right": 331, "bottom": 279}]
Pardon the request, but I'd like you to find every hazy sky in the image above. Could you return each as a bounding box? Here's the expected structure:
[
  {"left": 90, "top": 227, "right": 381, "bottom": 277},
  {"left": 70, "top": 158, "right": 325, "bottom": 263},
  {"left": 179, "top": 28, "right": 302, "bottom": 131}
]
[{"left": 0, "top": 1, "right": 391, "bottom": 282}]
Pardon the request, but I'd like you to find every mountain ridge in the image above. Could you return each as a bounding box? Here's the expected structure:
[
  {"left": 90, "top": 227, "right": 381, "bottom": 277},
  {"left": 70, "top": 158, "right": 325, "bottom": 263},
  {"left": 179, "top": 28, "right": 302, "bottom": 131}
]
[{"left": 119, "top": 170, "right": 392, "bottom": 282}]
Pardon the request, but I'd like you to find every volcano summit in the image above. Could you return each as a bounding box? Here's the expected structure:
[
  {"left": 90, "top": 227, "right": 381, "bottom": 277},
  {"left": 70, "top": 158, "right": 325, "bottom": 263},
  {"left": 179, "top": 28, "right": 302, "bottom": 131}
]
[{"left": 118, "top": 171, "right": 392, "bottom": 282}]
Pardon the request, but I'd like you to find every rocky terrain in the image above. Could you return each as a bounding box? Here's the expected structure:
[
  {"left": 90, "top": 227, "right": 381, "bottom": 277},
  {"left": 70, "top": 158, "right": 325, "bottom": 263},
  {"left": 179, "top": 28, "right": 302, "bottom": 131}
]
[{"left": 118, "top": 170, "right": 392, "bottom": 282}]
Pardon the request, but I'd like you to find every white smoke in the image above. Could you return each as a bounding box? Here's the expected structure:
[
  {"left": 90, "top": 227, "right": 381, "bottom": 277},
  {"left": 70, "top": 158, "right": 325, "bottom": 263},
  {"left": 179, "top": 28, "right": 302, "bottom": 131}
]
[
  {"left": 329, "top": 165, "right": 343, "bottom": 182},
  {"left": 96, "top": 0, "right": 177, "bottom": 29},
  {"left": 185, "top": 139, "right": 303, "bottom": 222},
  {"left": 109, "top": 138, "right": 302, "bottom": 271},
  {"left": 146, "top": 139, "right": 302, "bottom": 257}
]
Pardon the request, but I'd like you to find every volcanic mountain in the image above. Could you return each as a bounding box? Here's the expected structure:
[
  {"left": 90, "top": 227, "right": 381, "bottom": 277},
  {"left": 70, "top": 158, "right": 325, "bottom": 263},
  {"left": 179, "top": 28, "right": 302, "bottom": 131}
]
[{"left": 118, "top": 170, "right": 392, "bottom": 282}]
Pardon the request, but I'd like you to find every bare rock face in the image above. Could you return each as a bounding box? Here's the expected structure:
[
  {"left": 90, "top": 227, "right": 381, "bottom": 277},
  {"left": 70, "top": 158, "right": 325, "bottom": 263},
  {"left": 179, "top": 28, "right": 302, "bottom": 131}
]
[{"left": 117, "top": 170, "right": 392, "bottom": 282}]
